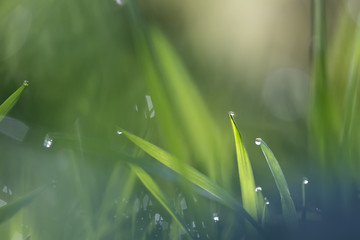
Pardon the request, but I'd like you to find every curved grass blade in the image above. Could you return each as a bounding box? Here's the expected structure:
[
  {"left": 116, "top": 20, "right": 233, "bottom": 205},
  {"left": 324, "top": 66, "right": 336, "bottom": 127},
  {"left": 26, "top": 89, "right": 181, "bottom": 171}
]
[
  {"left": 119, "top": 129, "right": 263, "bottom": 233},
  {"left": 255, "top": 138, "right": 298, "bottom": 229},
  {"left": 0, "top": 186, "right": 45, "bottom": 224},
  {"left": 0, "top": 81, "right": 28, "bottom": 124},
  {"left": 130, "top": 164, "right": 194, "bottom": 239},
  {"left": 229, "top": 112, "right": 259, "bottom": 222}
]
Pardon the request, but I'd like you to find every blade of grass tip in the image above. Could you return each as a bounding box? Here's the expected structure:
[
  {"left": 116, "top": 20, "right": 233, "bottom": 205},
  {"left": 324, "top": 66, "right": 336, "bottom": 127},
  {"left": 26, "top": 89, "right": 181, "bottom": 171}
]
[
  {"left": 118, "top": 129, "right": 264, "bottom": 234},
  {"left": 0, "top": 185, "right": 45, "bottom": 224},
  {"left": 229, "top": 112, "right": 260, "bottom": 222},
  {"left": 0, "top": 81, "right": 29, "bottom": 123},
  {"left": 130, "top": 164, "right": 194, "bottom": 239},
  {"left": 255, "top": 138, "right": 298, "bottom": 229}
]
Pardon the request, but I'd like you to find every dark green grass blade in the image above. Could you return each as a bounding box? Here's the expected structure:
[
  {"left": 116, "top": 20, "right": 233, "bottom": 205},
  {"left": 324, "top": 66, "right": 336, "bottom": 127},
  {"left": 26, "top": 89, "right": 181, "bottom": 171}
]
[
  {"left": 256, "top": 138, "right": 298, "bottom": 228},
  {"left": 130, "top": 164, "right": 194, "bottom": 239},
  {"left": 229, "top": 113, "right": 259, "bottom": 222},
  {"left": 0, "top": 81, "right": 28, "bottom": 123},
  {"left": 119, "top": 129, "right": 263, "bottom": 233},
  {"left": 0, "top": 186, "right": 44, "bottom": 224},
  {"left": 309, "top": 0, "right": 329, "bottom": 162}
]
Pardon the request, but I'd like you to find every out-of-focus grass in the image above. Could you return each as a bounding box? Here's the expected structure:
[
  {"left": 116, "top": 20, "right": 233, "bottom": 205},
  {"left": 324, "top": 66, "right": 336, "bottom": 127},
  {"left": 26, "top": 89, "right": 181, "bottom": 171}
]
[{"left": 0, "top": 0, "right": 360, "bottom": 239}]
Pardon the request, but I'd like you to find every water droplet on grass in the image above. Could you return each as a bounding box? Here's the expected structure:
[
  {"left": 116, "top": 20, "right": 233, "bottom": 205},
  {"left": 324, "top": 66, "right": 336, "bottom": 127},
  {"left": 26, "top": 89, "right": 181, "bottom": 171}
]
[
  {"left": 255, "top": 186, "right": 262, "bottom": 192},
  {"left": 255, "top": 138, "right": 262, "bottom": 145},
  {"left": 213, "top": 213, "right": 219, "bottom": 222},
  {"left": 43, "top": 134, "right": 53, "bottom": 148},
  {"left": 302, "top": 177, "right": 309, "bottom": 185},
  {"left": 229, "top": 111, "right": 235, "bottom": 117},
  {"left": 115, "top": 0, "right": 124, "bottom": 5},
  {"left": 264, "top": 197, "right": 270, "bottom": 205},
  {"left": 116, "top": 130, "right": 123, "bottom": 135},
  {"left": 23, "top": 80, "right": 29, "bottom": 87}
]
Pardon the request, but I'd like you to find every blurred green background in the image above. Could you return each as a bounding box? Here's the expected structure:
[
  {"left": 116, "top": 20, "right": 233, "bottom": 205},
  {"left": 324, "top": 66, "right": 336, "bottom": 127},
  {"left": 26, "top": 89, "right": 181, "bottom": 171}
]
[{"left": 0, "top": 0, "right": 360, "bottom": 239}]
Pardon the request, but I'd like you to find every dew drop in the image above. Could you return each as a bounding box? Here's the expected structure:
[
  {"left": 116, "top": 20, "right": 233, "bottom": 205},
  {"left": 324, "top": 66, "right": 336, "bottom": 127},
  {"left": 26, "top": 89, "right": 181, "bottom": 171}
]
[
  {"left": 264, "top": 197, "right": 270, "bottom": 205},
  {"left": 116, "top": 130, "right": 123, "bottom": 135},
  {"left": 212, "top": 213, "right": 219, "bottom": 222},
  {"left": 23, "top": 80, "right": 29, "bottom": 87},
  {"left": 229, "top": 111, "right": 235, "bottom": 117},
  {"left": 302, "top": 177, "right": 309, "bottom": 185},
  {"left": 43, "top": 134, "right": 53, "bottom": 148},
  {"left": 255, "top": 186, "right": 262, "bottom": 192},
  {"left": 115, "top": 0, "right": 124, "bottom": 5},
  {"left": 255, "top": 138, "right": 262, "bottom": 146}
]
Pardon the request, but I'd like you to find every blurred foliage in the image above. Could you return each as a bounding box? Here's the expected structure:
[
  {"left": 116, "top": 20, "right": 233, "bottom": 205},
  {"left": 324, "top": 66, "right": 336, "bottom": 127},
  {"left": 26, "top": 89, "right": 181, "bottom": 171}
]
[{"left": 0, "top": 0, "right": 360, "bottom": 239}]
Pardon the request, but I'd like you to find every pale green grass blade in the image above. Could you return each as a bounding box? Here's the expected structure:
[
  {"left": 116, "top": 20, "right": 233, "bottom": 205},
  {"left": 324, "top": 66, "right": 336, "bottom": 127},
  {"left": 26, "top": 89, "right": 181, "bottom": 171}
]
[
  {"left": 0, "top": 186, "right": 44, "bottom": 224},
  {"left": 130, "top": 164, "right": 194, "bottom": 239},
  {"left": 255, "top": 138, "right": 298, "bottom": 228},
  {"left": 341, "top": 17, "right": 360, "bottom": 145},
  {"left": 229, "top": 112, "right": 259, "bottom": 222},
  {"left": 119, "top": 129, "right": 263, "bottom": 233},
  {"left": 0, "top": 81, "right": 28, "bottom": 123},
  {"left": 148, "top": 27, "right": 230, "bottom": 182}
]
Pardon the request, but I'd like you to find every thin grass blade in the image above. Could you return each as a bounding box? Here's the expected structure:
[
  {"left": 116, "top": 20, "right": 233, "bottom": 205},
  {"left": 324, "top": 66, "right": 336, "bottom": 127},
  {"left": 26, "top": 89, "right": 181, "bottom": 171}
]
[
  {"left": 0, "top": 186, "right": 45, "bottom": 224},
  {"left": 229, "top": 112, "right": 259, "bottom": 222},
  {"left": 130, "top": 164, "right": 194, "bottom": 239},
  {"left": 119, "top": 129, "right": 263, "bottom": 233},
  {"left": 0, "top": 81, "right": 28, "bottom": 124},
  {"left": 256, "top": 138, "right": 298, "bottom": 228}
]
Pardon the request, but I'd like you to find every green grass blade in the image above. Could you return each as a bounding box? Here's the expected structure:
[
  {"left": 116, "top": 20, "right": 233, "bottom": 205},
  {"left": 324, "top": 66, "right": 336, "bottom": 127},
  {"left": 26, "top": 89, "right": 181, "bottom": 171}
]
[
  {"left": 130, "top": 164, "right": 194, "bottom": 239},
  {"left": 0, "top": 81, "right": 28, "bottom": 123},
  {"left": 309, "top": 0, "right": 329, "bottom": 162},
  {"left": 0, "top": 186, "right": 44, "bottom": 224},
  {"left": 229, "top": 112, "right": 259, "bottom": 222},
  {"left": 119, "top": 129, "right": 263, "bottom": 233},
  {"left": 341, "top": 17, "right": 360, "bottom": 145},
  {"left": 148, "top": 27, "right": 229, "bottom": 181},
  {"left": 255, "top": 138, "right": 298, "bottom": 228}
]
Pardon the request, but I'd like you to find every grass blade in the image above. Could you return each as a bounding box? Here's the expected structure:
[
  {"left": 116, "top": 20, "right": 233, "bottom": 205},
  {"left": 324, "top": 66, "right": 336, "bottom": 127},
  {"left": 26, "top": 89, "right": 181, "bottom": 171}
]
[
  {"left": 255, "top": 138, "right": 298, "bottom": 228},
  {"left": 148, "top": 27, "right": 230, "bottom": 182},
  {"left": 309, "top": 0, "right": 329, "bottom": 162},
  {"left": 0, "top": 81, "right": 28, "bottom": 124},
  {"left": 118, "top": 129, "right": 263, "bottom": 233},
  {"left": 341, "top": 16, "right": 360, "bottom": 146},
  {"left": 0, "top": 186, "right": 44, "bottom": 224},
  {"left": 229, "top": 112, "right": 259, "bottom": 222},
  {"left": 130, "top": 164, "right": 194, "bottom": 239}
]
